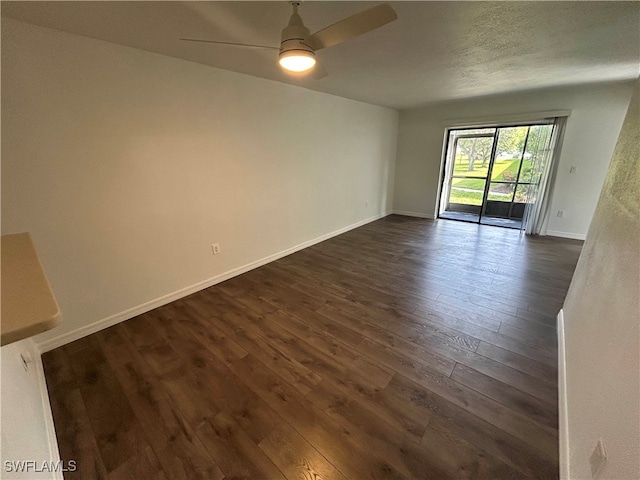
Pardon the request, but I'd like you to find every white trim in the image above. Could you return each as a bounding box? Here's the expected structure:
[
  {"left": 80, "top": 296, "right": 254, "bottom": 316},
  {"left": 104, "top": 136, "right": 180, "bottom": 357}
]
[
  {"left": 392, "top": 210, "right": 434, "bottom": 219},
  {"left": 441, "top": 110, "right": 572, "bottom": 128},
  {"left": 546, "top": 230, "right": 587, "bottom": 241},
  {"left": 31, "top": 340, "right": 64, "bottom": 480},
  {"left": 435, "top": 129, "right": 451, "bottom": 217},
  {"left": 36, "top": 213, "right": 388, "bottom": 353},
  {"left": 557, "top": 309, "right": 570, "bottom": 480}
]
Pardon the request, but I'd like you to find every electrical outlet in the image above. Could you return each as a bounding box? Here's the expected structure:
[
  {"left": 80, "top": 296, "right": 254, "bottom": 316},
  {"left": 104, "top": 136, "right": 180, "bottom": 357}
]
[
  {"left": 557, "top": 210, "right": 565, "bottom": 218},
  {"left": 211, "top": 243, "right": 221, "bottom": 255},
  {"left": 590, "top": 439, "right": 607, "bottom": 479}
]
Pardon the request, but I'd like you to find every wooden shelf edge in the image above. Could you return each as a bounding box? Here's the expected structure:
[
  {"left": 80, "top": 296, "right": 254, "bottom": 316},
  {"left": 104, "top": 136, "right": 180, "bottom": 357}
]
[
  {"left": 1, "top": 233, "right": 63, "bottom": 347},
  {"left": 1, "top": 310, "right": 62, "bottom": 346}
]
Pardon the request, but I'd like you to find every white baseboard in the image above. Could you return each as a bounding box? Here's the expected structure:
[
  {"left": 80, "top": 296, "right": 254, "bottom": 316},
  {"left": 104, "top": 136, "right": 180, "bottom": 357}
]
[
  {"left": 547, "top": 230, "right": 587, "bottom": 241},
  {"left": 32, "top": 339, "right": 63, "bottom": 480},
  {"left": 392, "top": 210, "right": 435, "bottom": 219},
  {"left": 558, "top": 309, "right": 570, "bottom": 480},
  {"left": 37, "top": 213, "right": 388, "bottom": 353}
]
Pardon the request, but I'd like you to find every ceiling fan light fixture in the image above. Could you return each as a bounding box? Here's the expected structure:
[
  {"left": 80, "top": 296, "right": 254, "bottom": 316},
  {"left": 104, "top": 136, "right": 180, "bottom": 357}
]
[
  {"left": 278, "top": 50, "right": 316, "bottom": 72},
  {"left": 181, "top": 2, "right": 397, "bottom": 79}
]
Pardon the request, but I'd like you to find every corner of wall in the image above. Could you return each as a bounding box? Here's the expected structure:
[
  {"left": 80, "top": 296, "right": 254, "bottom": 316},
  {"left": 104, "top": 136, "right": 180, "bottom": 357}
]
[
  {"left": 0, "top": 338, "right": 62, "bottom": 479},
  {"left": 33, "top": 342, "right": 64, "bottom": 480},
  {"left": 557, "top": 308, "right": 570, "bottom": 480}
]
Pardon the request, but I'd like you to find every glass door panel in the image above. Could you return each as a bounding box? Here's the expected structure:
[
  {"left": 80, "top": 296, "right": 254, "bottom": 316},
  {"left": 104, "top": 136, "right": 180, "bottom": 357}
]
[
  {"left": 488, "top": 182, "right": 516, "bottom": 202},
  {"left": 515, "top": 183, "right": 534, "bottom": 203},
  {"left": 515, "top": 124, "right": 554, "bottom": 206},
  {"left": 483, "top": 127, "right": 526, "bottom": 222},
  {"left": 448, "top": 134, "right": 493, "bottom": 209},
  {"left": 491, "top": 126, "right": 527, "bottom": 181}
]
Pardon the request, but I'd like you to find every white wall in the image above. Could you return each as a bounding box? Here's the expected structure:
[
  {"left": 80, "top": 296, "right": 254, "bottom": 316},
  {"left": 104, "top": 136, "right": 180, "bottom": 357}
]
[
  {"left": 0, "top": 339, "right": 61, "bottom": 479},
  {"left": 561, "top": 82, "right": 639, "bottom": 479},
  {"left": 393, "top": 82, "right": 634, "bottom": 238},
  {"left": 1, "top": 18, "right": 398, "bottom": 349}
]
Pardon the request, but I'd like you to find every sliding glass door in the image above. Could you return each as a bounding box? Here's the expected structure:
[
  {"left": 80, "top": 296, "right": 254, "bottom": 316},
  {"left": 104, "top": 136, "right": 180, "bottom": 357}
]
[{"left": 439, "top": 122, "right": 555, "bottom": 229}]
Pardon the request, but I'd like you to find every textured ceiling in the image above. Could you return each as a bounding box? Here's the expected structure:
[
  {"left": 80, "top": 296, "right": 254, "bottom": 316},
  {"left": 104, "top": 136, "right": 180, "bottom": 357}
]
[{"left": 3, "top": 1, "right": 639, "bottom": 109}]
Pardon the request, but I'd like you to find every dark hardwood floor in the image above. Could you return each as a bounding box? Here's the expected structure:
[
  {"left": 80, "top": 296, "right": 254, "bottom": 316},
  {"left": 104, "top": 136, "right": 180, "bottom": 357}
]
[{"left": 42, "top": 215, "right": 583, "bottom": 479}]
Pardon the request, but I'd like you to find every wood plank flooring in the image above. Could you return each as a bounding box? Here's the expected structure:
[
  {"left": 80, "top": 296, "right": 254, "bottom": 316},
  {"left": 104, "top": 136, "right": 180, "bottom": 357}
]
[{"left": 43, "top": 215, "right": 583, "bottom": 479}]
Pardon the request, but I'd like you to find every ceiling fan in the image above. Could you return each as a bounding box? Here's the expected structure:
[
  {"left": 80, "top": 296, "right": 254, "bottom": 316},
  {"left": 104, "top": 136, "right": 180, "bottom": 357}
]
[{"left": 180, "top": 2, "right": 397, "bottom": 77}]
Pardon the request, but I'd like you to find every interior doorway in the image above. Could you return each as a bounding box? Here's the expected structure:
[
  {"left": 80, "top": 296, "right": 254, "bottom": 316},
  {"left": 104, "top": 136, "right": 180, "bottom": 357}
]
[{"left": 438, "top": 123, "right": 555, "bottom": 229}]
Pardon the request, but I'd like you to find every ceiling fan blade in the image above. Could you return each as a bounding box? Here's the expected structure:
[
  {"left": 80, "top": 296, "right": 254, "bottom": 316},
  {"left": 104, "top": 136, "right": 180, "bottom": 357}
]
[
  {"left": 180, "top": 38, "right": 279, "bottom": 50},
  {"left": 306, "top": 3, "right": 397, "bottom": 51},
  {"left": 311, "top": 62, "right": 328, "bottom": 79}
]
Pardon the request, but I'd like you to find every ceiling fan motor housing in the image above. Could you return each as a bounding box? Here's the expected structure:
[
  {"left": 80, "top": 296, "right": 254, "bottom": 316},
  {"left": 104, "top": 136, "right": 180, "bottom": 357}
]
[{"left": 279, "top": 4, "right": 315, "bottom": 62}]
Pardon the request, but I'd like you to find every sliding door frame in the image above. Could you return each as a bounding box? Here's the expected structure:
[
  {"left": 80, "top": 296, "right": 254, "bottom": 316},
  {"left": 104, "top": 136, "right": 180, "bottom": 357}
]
[
  {"left": 478, "top": 131, "right": 501, "bottom": 223},
  {"left": 438, "top": 120, "right": 556, "bottom": 226}
]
